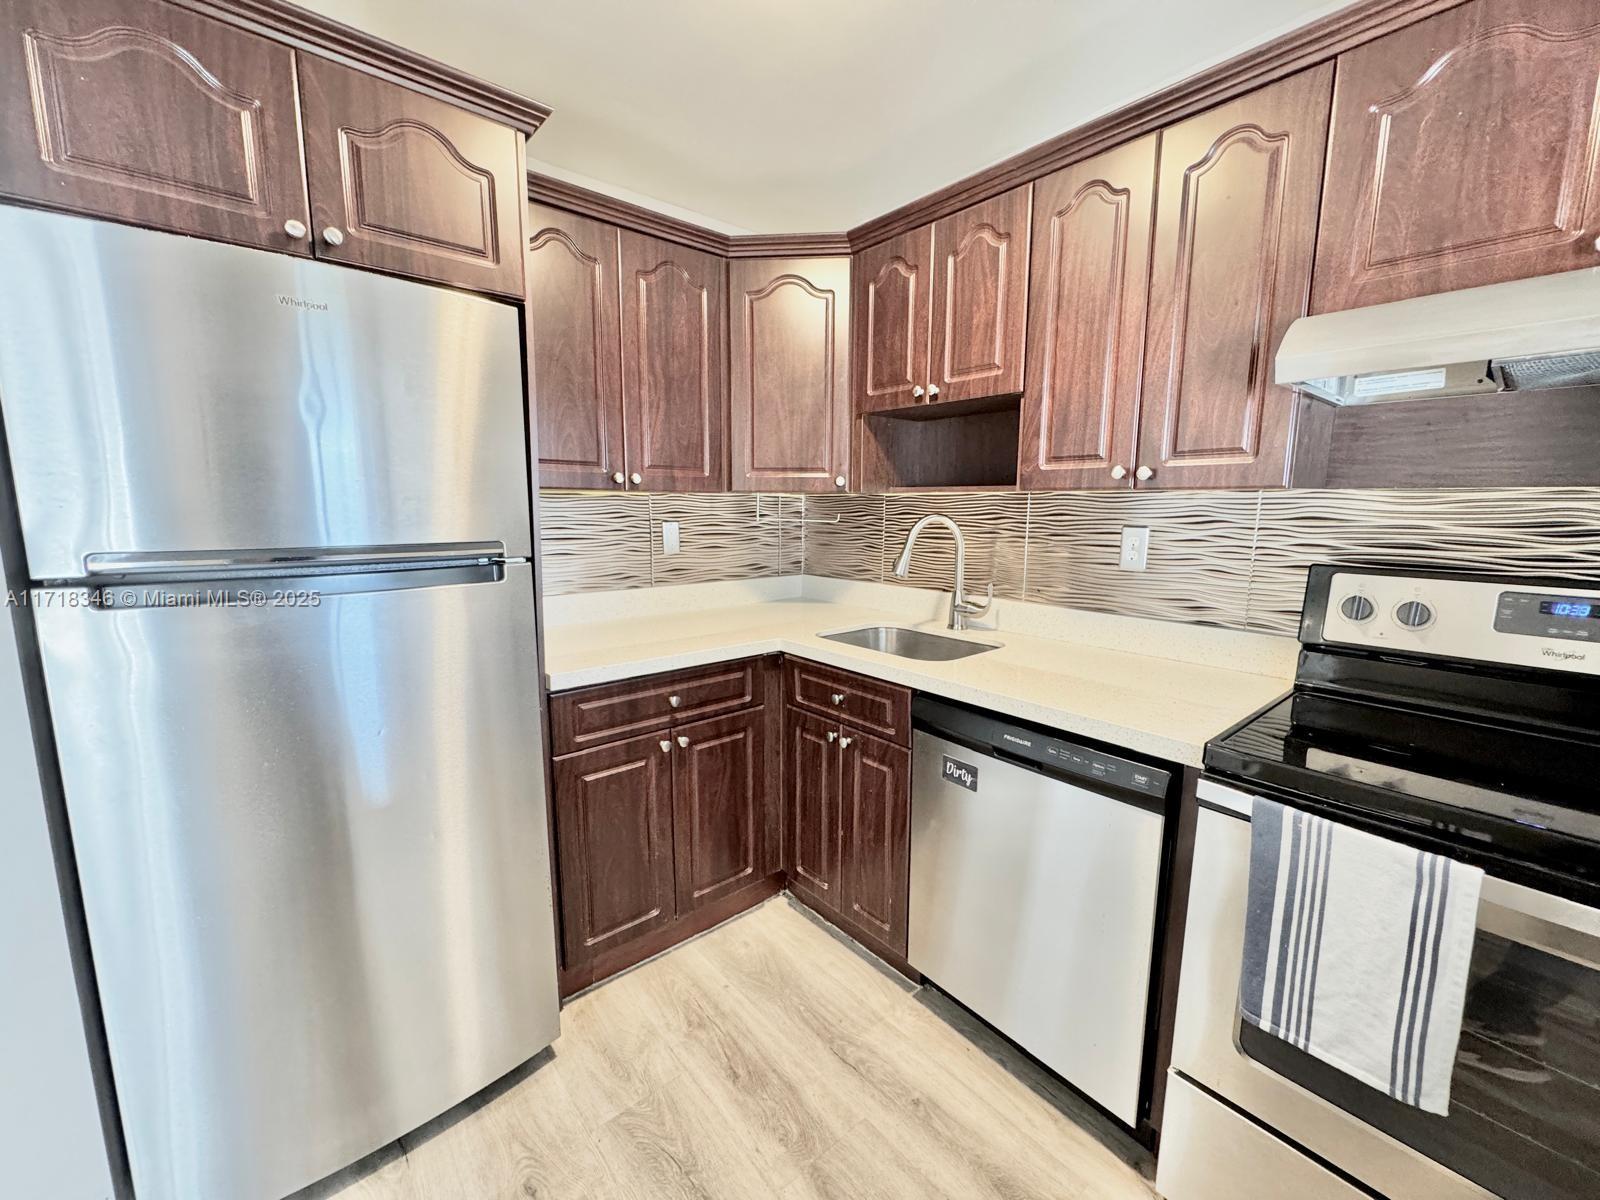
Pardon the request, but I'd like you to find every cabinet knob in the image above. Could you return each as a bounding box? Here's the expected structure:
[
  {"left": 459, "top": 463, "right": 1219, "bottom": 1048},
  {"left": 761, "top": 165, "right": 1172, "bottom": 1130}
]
[
  {"left": 927, "top": 384, "right": 940, "bottom": 399},
  {"left": 1135, "top": 465, "right": 1155, "bottom": 481},
  {"left": 1110, "top": 464, "right": 1128, "bottom": 480},
  {"left": 630, "top": 472, "right": 643, "bottom": 486},
  {"left": 911, "top": 385, "right": 925, "bottom": 399},
  {"left": 321, "top": 226, "right": 346, "bottom": 247},
  {"left": 834, "top": 475, "right": 846, "bottom": 489},
  {"left": 667, "top": 694, "right": 681, "bottom": 708},
  {"left": 826, "top": 731, "right": 838, "bottom": 743},
  {"left": 839, "top": 736, "right": 854, "bottom": 749},
  {"left": 659, "top": 739, "right": 672, "bottom": 754},
  {"left": 676, "top": 735, "right": 690, "bottom": 748},
  {"left": 830, "top": 692, "right": 845, "bottom": 706},
  {"left": 283, "top": 218, "right": 308, "bottom": 240},
  {"left": 1594, "top": 234, "right": 1600, "bottom": 253},
  {"left": 611, "top": 471, "right": 626, "bottom": 485}
]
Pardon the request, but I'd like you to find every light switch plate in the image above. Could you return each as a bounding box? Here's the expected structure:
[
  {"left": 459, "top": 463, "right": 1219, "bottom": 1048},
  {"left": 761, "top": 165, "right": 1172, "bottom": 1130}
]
[
  {"left": 661, "top": 521, "right": 681, "bottom": 556},
  {"left": 1119, "top": 525, "right": 1149, "bottom": 571}
]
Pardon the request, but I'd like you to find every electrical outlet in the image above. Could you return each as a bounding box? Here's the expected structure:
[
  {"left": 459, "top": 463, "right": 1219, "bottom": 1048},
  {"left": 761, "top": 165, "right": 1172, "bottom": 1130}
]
[
  {"left": 1119, "top": 525, "right": 1149, "bottom": 571},
  {"left": 661, "top": 521, "right": 681, "bottom": 556}
]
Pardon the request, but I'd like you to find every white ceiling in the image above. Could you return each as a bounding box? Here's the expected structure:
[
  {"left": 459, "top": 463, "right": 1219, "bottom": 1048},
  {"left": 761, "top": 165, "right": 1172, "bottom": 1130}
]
[{"left": 294, "top": 0, "right": 1353, "bottom": 234}]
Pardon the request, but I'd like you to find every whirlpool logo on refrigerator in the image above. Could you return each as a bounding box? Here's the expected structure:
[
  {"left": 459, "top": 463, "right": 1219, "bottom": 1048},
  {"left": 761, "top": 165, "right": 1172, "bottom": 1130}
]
[{"left": 942, "top": 755, "right": 978, "bottom": 792}]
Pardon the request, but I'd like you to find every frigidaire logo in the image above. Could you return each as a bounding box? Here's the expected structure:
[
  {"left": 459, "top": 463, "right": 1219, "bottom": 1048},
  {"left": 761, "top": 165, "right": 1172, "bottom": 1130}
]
[
  {"left": 1541, "top": 647, "right": 1587, "bottom": 662},
  {"left": 276, "top": 295, "right": 330, "bottom": 311}
]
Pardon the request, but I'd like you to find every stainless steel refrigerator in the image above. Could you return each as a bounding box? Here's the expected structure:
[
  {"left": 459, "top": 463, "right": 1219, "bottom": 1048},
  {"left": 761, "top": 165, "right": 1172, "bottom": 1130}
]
[{"left": 0, "top": 207, "right": 560, "bottom": 1200}]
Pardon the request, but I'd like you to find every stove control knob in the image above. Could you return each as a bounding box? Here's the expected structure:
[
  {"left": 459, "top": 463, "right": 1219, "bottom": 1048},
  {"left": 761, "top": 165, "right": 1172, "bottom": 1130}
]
[
  {"left": 1394, "top": 600, "right": 1435, "bottom": 629},
  {"left": 1338, "top": 595, "right": 1375, "bottom": 623}
]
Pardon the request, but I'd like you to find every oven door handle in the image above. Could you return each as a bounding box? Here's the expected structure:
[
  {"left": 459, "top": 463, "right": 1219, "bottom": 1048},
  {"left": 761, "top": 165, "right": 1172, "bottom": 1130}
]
[{"left": 1479, "top": 876, "right": 1600, "bottom": 970}]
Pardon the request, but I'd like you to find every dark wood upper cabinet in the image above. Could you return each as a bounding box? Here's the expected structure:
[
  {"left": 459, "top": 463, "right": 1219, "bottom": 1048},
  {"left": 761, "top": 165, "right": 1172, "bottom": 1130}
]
[
  {"left": 838, "top": 730, "right": 911, "bottom": 957},
  {"left": 619, "top": 231, "right": 728, "bottom": 491},
  {"left": 298, "top": 54, "right": 525, "bottom": 298},
  {"left": 528, "top": 204, "right": 625, "bottom": 489},
  {"left": 854, "top": 225, "right": 933, "bottom": 413},
  {"left": 787, "top": 708, "right": 842, "bottom": 911},
  {"left": 856, "top": 188, "right": 1029, "bottom": 416},
  {"left": 671, "top": 709, "right": 766, "bottom": 913},
  {"left": 0, "top": 0, "right": 309, "bottom": 254},
  {"left": 1138, "top": 65, "right": 1333, "bottom": 490},
  {"left": 1313, "top": 0, "right": 1600, "bottom": 313},
  {"left": 729, "top": 257, "right": 852, "bottom": 492},
  {"left": 552, "top": 733, "right": 676, "bottom": 965},
  {"left": 927, "top": 185, "right": 1031, "bottom": 406},
  {"left": 1019, "top": 137, "right": 1158, "bottom": 491}
]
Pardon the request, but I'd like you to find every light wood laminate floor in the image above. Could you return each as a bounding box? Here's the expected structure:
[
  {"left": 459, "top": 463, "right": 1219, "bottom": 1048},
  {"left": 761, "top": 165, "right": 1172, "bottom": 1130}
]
[{"left": 306, "top": 898, "right": 1157, "bottom": 1200}]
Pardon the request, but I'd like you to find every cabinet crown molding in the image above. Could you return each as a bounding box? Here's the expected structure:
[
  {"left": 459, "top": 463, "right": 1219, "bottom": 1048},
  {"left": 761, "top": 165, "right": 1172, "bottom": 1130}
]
[
  {"left": 528, "top": 172, "right": 850, "bottom": 257},
  {"left": 173, "top": 0, "right": 551, "bottom": 133}
]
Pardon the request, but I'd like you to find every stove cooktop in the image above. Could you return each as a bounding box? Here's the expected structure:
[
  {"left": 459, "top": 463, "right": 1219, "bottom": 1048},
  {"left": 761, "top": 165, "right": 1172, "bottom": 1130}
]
[{"left": 1208, "top": 687, "right": 1600, "bottom": 899}]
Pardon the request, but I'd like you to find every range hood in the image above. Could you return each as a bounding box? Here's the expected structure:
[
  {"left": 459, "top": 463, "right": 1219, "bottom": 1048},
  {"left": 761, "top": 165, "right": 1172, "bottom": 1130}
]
[{"left": 1276, "top": 267, "right": 1600, "bottom": 405}]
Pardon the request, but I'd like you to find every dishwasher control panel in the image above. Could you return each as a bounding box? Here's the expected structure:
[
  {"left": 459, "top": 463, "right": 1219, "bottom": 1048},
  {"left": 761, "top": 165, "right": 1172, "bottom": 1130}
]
[{"left": 914, "top": 695, "right": 1172, "bottom": 798}]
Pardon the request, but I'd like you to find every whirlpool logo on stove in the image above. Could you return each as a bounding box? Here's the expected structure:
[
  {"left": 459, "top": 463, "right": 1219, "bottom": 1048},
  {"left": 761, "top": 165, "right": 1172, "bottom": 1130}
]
[
  {"left": 1541, "top": 646, "right": 1589, "bottom": 663},
  {"left": 942, "top": 755, "right": 978, "bottom": 792}
]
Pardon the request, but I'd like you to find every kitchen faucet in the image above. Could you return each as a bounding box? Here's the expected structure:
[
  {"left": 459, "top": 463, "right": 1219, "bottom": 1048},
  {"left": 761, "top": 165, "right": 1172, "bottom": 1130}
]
[{"left": 891, "top": 514, "right": 994, "bottom": 632}]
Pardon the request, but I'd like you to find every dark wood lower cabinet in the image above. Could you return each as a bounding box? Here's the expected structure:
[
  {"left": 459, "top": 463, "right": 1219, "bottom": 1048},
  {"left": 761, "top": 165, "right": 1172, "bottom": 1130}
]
[
  {"left": 784, "top": 698, "right": 913, "bottom": 962},
  {"left": 673, "top": 709, "right": 766, "bottom": 912},
  {"left": 552, "top": 658, "right": 912, "bottom": 995},
  {"left": 787, "top": 708, "right": 842, "bottom": 910},
  {"left": 551, "top": 663, "right": 779, "bottom": 995},
  {"left": 838, "top": 730, "right": 911, "bottom": 956},
  {"left": 551, "top": 732, "right": 676, "bottom": 965}
]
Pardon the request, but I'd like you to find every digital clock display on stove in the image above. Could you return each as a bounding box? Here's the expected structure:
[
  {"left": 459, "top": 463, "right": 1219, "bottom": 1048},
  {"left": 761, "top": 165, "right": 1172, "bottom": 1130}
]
[
  {"left": 1496, "top": 591, "right": 1600, "bottom": 641},
  {"left": 1539, "top": 600, "right": 1600, "bottom": 619}
]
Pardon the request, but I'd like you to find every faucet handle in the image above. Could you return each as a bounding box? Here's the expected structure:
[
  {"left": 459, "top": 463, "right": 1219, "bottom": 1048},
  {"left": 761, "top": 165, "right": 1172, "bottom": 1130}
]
[{"left": 954, "top": 582, "right": 995, "bottom": 617}]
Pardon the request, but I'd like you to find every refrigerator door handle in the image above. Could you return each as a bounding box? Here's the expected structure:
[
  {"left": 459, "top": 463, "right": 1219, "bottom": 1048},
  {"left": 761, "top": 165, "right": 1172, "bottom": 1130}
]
[
  {"left": 80, "top": 541, "right": 509, "bottom": 581},
  {"left": 69, "top": 562, "right": 509, "bottom": 611}
]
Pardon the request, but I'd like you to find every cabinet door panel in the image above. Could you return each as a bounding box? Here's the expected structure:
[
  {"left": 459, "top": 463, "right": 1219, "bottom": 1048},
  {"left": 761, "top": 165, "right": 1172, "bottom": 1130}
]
[
  {"left": 528, "top": 206, "right": 625, "bottom": 489},
  {"left": 298, "top": 54, "right": 524, "bottom": 298},
  {"left": 854, "top": 226, "right": 932, "bottom": 413},
  {"left": 1020, "top": 137, "right": 1157, "bottom": 491},
  {"left": 0, "top": 0, "right": 308, "bottom": 252},
  {"left": 553, "top": 734, "right": 676, "bottom": 965},
  {"left": 730, "top": 257, "right": 852, "bottom": 492},
  {"left": 787, "top": 709, "right": 841, "bottom": 910},
  {"left": 620, "top": 232, "right": 727, "bottom": 490},
  {"left": 1139, "top": 66, "right": 1332, "bottom": 490},
  {"left": 673, "top": 709, "right": 765, "bottom": 912},
  {"left": 928, "top": 186, "right": 1031, "bottom": 405},
  {"left": 839, "top": 730, "right": 911, "bottom": 955},
  {"left": 1314, "top": 0, "right": 1600, "bottom": 313}
]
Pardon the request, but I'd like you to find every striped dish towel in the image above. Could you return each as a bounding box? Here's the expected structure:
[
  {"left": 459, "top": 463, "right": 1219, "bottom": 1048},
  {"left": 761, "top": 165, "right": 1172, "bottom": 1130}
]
[{"left": 1241, "top": 798, "right": 1483, "bottom": 1115}]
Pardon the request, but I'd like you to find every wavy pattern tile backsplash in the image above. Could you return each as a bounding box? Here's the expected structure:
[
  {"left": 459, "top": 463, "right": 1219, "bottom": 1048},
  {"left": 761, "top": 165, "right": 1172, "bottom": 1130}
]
[
  {"left": 538, "top": 491, "right": 806, "bottom": 595},
  {"left": 539, "top": 487, "right": 1600, "bottom": 636}
]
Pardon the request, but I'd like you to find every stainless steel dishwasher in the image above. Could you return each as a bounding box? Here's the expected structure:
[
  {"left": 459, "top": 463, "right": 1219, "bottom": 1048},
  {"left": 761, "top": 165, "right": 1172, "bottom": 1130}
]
[{"left": 908, "top": 696, "right": 1173, "bottom": 1128}]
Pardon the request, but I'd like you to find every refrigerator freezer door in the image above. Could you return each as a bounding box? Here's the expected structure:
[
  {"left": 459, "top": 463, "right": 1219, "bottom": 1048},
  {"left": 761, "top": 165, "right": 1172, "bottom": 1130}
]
[
  {"left": 0, "top": 207, "right": 532, "bottom": 579},
  {"left": 33, "top": 564, "right": 558, "bottom": 1200}
]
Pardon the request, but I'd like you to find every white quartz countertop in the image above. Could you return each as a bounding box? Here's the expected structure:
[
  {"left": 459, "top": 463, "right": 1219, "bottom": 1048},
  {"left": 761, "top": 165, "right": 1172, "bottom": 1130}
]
[{"left": 544, "top": 594, "right": 1292, "bottom": 767}]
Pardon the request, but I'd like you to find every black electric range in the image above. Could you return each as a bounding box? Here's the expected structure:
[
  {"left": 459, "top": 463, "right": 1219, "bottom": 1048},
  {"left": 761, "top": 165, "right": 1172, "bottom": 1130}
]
[
  {"left": 1207, "top": 564, "right": 1600, "bottom": 906},
  {"left": 1202, "top": 564, "right": 1600, "bottom": 1200}
]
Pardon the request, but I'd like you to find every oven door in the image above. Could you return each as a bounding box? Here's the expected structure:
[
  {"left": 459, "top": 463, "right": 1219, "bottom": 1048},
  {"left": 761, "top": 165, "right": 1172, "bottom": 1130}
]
[{"left": 1173, "top": 781, "right": 1600, "bottom": 1200}]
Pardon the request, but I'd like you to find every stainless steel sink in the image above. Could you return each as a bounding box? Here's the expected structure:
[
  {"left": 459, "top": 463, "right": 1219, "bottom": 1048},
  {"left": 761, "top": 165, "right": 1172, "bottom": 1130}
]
[{"left": 819, "top": 625, "right": 998, "bottom": 661}]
